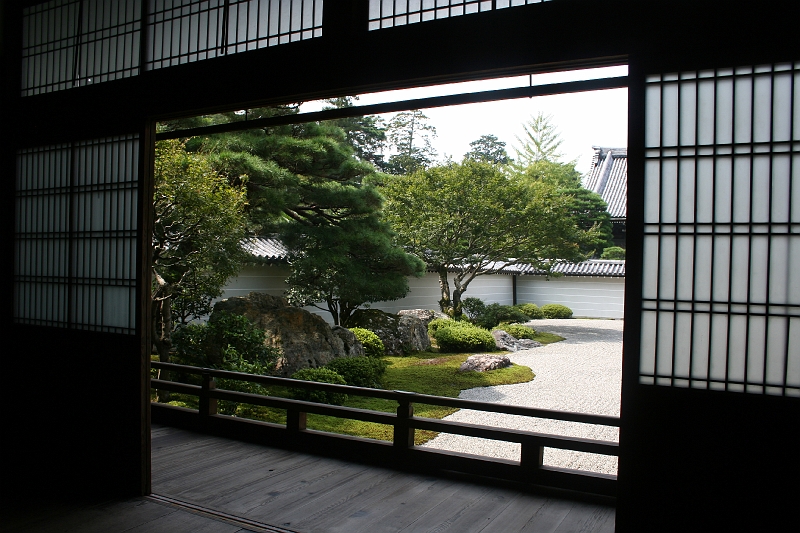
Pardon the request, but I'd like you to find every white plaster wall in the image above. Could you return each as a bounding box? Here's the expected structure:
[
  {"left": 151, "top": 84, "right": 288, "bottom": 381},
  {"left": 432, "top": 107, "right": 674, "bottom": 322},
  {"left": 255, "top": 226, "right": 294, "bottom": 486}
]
[
  {"left": 216, "top": 265, "right": 623, "bottom": 321},
  {"left": 218, "top": 264, "right": 292, "bottom": 300},
  {"left": 216, "top": 267, "right": 515, "bottom": 322},
  {"left": 516, "top": 276, "right": 625, "bottom": 319},
  {"left": 368, "top": 272, "right": 514, "bottom": 315}
]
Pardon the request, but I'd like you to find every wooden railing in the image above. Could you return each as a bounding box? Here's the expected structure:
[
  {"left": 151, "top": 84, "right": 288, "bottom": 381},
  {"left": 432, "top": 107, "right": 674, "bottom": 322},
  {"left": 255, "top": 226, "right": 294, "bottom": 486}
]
[{"left": 151, "top": 361, "right": 619, "bottom": 497}]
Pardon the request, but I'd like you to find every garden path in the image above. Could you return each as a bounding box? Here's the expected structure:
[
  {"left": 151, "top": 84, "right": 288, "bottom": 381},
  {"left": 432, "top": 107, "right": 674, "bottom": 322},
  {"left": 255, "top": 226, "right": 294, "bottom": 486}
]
[{"left": 422, "top": 319, "right": 623, "bottom": 475}]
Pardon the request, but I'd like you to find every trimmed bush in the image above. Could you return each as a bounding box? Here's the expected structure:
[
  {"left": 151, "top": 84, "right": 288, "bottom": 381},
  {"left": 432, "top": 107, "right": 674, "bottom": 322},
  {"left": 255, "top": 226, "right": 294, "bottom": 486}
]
[
  {"left": 601, "top": 246, "right": 626, "bottom": 260},
  {"left": 474, "top": 303, "right": 530, "bottom": 329},
  {"left": 433, "top": 322, "right": 496, "bottom": 353},
  {"left": 495, "top": 323, "right": 537, "bottom": 339},
  {"left": 427, "top": 317, "right": 453, "bottom": 336},
  {"left": 326, "top": 356, "right": 388, "bottom": 388},
  {"left": 290, "top": 367, "right": 348, "bottom": 405},
  {"left": 540, "top": 303, "right": 573, "bottom": 319},
  {"left": 515, "top": 303, "right": 544, "bottom": 319},
  {"left": 349, "top": 327, "right": 385, "bottom": 357}
]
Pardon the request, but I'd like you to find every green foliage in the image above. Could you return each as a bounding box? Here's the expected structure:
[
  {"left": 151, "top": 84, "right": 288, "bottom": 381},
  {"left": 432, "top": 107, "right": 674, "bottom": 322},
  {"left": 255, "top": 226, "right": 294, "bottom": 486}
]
[
  {"left": 461, "top": 297, "right": 487, "bottom": 321},
  {"left": 514, "top": 112, "right": 565, "bottom": 165},
  {"left": 516, "top": 159, "right": 582, "bottom": 188},
  {"left": 540, "top": 303, "right": 574, "bottom": 319},
  {"left": 559, "top": 187, "right": 614, "bottom": 255},
  {"left": 515, "top": 303, "right": 544, "bottom": 319},
  {"left": 324, "top": 97, "right": 387, "bottom": 169},
  {"left": 172, "top": 314, "right": 277, "bottom": 415},
  {"left": 191, "top": 108, "right": 424, "bottom": 327},
  {"left": 349, "top": 327, "right": 386, "bottom": 357},
  {"left": 473, "top": 303, "right": 530, "bottom": 329},
  {"left": 382, "top": 160, "right": 589, "bottom": 318},
  {"left": 427, "top": 318, "right": 453, "bottom": 336},
  {"left": 432, "top": 322, "right": 496, "bottom": 353},
  {"left": 384, "top": 110, "right": 438, "bottom": 174},
  {"left": 283, "top": 213, "right": 425, "bottom": 326},
  {"left": 172, "top": 311, "right": 279, "bottom": 370},
  {"left": 464, "top": 134, "right": 510, "bottom": 165},
  {"left": 325, "top": 356, "right": 388, "bottom": 388},
  {"left": 214, "top": 347, "right": 272, "bottom": 415},
  {"left": 290, "top": 367, "right": 348, "bottom": 405},
  {"left": 601, "top": 246, "right": 626, "bottom": 259},
  {"left": 152, "top": 140, "right": 248, "bottom": 365},
  {"left": 494, "top": 323, "right": 537, "bottom": 339}
]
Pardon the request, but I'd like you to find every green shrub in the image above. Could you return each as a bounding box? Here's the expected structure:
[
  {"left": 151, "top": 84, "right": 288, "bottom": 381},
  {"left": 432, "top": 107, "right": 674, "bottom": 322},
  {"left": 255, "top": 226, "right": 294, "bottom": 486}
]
[
  {"left": 540, "top": 303, "right": 573, "bottom": 319},
  {"left": 515, "top": 303, "right": 544, "bottom": 319},
  {"left": 349, "top": 327, "right": 385, "bottom": 357},
  {"left": 601, "top": 246, "right": 626, "bottom": 260},
  {"left": 433, "top": 322, "right": 496, "bottom": 353},
  {"left": 473, "top": 303, "right": 530, "bottom": 329},
  {"left": 291, "top": 367, "right": 348, "bottom": 405},
  {"left": 326, "top": 356, "right": 388, "bottom": 388},
  {"left": 173, "top": 312, "right": 279, "bottom": 371},
  {"left": 494, "top": 323, "right": 537, "bottom": 339},
  {"left": 461, "top": 297, "right": 486, "bottom": 320},
  {"left": 215, "top": 346, "right": 271, "bottom": 415},
  {"left": 427, "top": 317, "right": 453, "bottom": 336}
]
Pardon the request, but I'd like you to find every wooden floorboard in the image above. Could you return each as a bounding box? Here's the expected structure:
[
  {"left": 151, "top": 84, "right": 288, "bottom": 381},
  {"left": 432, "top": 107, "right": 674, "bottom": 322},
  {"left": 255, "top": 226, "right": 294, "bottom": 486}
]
[
  {"left": 151, "top": 425, "right": 615, "bottom": 533},
  {"left": 1, "top": 497, "right": 257, "bottom": 533}
]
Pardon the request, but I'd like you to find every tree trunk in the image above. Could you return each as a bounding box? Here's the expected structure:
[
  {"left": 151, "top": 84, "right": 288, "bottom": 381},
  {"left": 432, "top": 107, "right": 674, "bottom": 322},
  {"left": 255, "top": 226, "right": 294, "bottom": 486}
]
[
  {"left": 451, "top": 269, "right": 479, "bottom": 319},
  {"left": 326, "top": 298, "right": 341, "bottom": 326},
  {"left": 152, "top": 291, "right": 173, "bottom": 403},
  {"left": 436, "top": 266, "right": 452, "bottom": 315}
]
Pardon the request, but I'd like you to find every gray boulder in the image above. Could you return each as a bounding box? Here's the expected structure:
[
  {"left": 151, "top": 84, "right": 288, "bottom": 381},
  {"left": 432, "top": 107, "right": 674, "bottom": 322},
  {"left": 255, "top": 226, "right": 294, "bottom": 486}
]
[
  {"left": 348, "top": 309, "right": 431, "bottom": 355},
  {"left": 331, "top": 326, "right": 364, "bottom": 357},
  {"left": 212, "top": 292, "right": 359, "bottom": 376},
  {"left": 492, "top": 329, "right": 542, "bottom": 352},
  {"left": 459, "top": 354, "right": 512, "bottom": 372},
  {"left": 398, "top": 309, "right": 448, "bottom": 330}
]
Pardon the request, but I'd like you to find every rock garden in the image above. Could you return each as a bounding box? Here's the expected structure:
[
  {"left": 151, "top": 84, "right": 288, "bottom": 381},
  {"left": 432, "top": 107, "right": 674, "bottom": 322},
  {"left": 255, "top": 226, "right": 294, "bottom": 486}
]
[{"left": 156, "top": 291, "right": 572, "bottom": 443}]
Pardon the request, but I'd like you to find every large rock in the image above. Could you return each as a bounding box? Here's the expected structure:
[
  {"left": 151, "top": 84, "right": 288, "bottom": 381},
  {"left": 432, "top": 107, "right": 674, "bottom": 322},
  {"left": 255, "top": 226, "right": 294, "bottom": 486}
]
[
  {"left": 492, "top": 330, "right": 542, "bottom": 352},
  {"left": 398, "top": 309, "right": 449, "bottom": 330},
  {"left": 459, "top": 354, "right": 512, "bottom": 372},
  {"left": 212, "top": 292, "right": 359, "bottom": 376},
  {"left": 349, "top": 309, "right": 431, "bottom": 355},
  {"left": 331, "top": 326, "right": 364, "bottom": 357}
]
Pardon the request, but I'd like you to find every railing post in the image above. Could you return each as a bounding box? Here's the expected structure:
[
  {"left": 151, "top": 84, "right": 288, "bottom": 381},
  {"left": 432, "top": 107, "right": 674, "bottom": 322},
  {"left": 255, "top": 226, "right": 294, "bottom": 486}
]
[
  {"left": 394, "top": 393, "right": 415, "bottom": 451},
  {"left": 520, "top": 437, "right": 544, "bottom": 474},
  {"left": 200, "top": 371, "right": 217, "bottom": 420},
  {"left": 287, "top": 408, "right": 307, "bottom": 433}
]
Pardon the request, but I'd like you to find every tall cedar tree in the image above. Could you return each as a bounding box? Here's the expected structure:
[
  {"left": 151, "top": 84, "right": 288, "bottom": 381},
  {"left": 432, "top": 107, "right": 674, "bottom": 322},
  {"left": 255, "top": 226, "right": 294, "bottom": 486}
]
[{"left": 384, "top": 110, "right": 438, "bottom": 174}]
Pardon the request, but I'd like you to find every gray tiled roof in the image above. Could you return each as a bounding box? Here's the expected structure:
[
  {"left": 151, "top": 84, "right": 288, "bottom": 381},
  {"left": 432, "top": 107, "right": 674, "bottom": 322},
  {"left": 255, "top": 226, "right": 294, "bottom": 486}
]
[
  {"left": 242, "top": 236, "right": 288, "bottom": 261},
  {"left": 433, "top": 259, "right": 625, "bottom": 277},
  {"left": 505, "top": 259, "right": 625, "bottom": 277},
  {"left": 242, "top": 238, "right": 625, "bottom": 277},
  {"left": 583, "top": 147, "right": 627, "bottom": 219}
]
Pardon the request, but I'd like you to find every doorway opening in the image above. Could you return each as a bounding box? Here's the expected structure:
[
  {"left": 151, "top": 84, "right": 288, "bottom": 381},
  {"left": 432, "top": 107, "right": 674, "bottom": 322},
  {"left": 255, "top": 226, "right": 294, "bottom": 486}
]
[{"left": 149, "top": 64, "right": 629, "bottom": 494}]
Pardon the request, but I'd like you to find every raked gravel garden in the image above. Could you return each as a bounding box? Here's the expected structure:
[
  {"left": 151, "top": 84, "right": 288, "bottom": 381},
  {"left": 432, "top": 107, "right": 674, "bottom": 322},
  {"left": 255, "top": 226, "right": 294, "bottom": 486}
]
[{"left": 422, "top": 318, "right": 623, "bottom": 475}]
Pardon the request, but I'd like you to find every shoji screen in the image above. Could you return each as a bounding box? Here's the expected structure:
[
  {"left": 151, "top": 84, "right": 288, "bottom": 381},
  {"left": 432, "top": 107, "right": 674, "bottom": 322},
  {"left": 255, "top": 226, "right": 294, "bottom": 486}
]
[
  {"left": 21, "top": 0, "right": 142, "bottom": 96},
  {"left": 641, "top": 63, "right": 800, "bottom": 396},
  {"left": 14, "top": 135, "right": 140, "bottom": 334},
  {"left": 146, "top": 0, "right": 323, "bottom": 69},
  {"left": 368, "top": 0, "right": 552, "bottom": 30}
]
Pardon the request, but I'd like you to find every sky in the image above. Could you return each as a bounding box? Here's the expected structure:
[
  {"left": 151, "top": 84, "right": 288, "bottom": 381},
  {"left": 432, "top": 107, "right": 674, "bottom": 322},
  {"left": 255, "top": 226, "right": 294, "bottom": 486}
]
[{"left": 301, "top": 66, "right": 628, "bottom": 174}]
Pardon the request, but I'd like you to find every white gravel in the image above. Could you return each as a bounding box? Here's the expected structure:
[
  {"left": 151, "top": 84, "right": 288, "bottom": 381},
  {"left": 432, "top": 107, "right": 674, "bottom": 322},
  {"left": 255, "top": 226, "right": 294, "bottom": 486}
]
[{"left": 421, "top": 319, "right": 623, "bottom": 475}]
